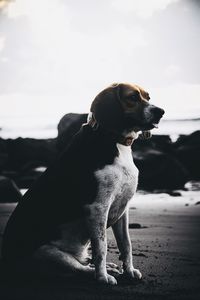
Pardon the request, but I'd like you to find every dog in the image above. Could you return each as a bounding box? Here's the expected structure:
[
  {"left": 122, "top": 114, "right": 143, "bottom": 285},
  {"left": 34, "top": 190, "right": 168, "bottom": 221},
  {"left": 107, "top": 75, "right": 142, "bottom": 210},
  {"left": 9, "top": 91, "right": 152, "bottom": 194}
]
[{"left": 2, "top": 83, "right": 164, "bottom": 285}]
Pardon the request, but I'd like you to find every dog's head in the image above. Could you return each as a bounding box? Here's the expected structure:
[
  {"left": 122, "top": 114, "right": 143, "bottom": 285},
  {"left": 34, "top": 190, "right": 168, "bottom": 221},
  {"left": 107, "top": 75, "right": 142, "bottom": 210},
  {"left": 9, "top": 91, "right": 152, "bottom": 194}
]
[{"left": 90, "top": 83, "right": 164, "bottom": 140}]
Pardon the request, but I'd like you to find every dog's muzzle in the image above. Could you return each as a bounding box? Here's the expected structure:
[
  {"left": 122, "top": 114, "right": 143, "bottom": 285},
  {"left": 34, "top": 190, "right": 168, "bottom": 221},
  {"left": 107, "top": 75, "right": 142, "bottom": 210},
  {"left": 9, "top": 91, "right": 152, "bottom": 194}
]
[
  {"left": 140, "top": 106, "right": 165, "bottom": 139},
  {"left": 150, "top": 106, "right": 165, "bottom": 128}
]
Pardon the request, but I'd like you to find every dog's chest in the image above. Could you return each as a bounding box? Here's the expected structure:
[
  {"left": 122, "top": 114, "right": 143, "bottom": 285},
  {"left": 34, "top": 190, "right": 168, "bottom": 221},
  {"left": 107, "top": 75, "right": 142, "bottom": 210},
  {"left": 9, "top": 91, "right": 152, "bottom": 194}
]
[{"left": 95, "top": 143, "right": 138, "bottom": 225}]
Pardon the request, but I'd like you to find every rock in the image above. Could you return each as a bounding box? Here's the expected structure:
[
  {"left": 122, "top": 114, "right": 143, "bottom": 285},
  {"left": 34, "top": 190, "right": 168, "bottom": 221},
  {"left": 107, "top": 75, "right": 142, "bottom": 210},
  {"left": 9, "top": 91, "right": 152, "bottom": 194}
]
[
  {"left": 57, "top": 113, "right": 88, "bottom": 150},
  {"left": 168, "top": 191, "right": 182, "bottom": 197},
  {"left": 0, "top": 138, "right": 57, "bottom": 189},
  {"left": 174, "top": 131, "right": 200, "bottom": 180},
  {"left": 0, "top": 153, "right": 8, "bottom": 171},
  {"left": 133, "top": 253, "right": 148, "bottom": 257},
  {"left": 133, "top": 135, "right": 186, "bottom": 190},
  {"left": 134, "top": 134, "right": 173, "bottom": 153},
  {"left": 134, "top": 149, "right": 189, "bottom": 190},
  {"left": 129, "top": 223, "right": 142, "bottom": 229},
  {"left": 0, "top": 176, "right": 22, "bottom": 203},
  {"left": 4, "top": 138, "right": 57, "bottom": 171},
  {"left": 0, "top": 138, "right": 8, "bottom": 171},
  {"left": 129, "top": 223, "right": 148, "bottom": 229},
  {"left": 15, "top": 167, "right": 45, "bottom": 189},
  {"left": 195, "top": 201, "right": 200, "bottom": 205}
]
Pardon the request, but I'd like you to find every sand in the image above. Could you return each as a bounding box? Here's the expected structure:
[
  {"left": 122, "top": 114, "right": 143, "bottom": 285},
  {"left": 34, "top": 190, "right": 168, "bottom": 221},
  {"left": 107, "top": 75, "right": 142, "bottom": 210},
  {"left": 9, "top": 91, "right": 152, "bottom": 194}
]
[{"left": 0, "top": 190, "right": 200, "bottom": 300}]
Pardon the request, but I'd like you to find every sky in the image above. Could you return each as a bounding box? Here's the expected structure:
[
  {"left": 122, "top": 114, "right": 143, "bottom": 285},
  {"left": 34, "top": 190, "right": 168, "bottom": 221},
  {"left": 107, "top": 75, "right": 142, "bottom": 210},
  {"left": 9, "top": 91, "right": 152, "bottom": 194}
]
[{"left": 0, "top": 0, "right": 200, "bottom": 128}]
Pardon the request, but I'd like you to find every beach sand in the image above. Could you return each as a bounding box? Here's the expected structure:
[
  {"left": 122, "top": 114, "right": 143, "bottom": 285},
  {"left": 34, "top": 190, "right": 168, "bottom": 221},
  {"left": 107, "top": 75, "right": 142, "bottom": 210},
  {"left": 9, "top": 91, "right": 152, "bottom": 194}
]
[{"left": 0, "top": 191, "right": 200, "bottom": 300}]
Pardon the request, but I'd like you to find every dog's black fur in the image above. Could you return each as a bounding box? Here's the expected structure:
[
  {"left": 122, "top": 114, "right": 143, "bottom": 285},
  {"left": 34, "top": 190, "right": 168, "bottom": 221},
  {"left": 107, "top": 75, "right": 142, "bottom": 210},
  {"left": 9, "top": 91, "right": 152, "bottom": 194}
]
[{"left": 2, "top": 125, "right": 119, "bottom": 262}]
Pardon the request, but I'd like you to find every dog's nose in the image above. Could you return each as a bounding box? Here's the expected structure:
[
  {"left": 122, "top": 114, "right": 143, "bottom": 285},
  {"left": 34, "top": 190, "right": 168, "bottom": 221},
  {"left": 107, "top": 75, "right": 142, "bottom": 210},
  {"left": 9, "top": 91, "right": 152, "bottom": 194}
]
[
  {"left": 152, "top": 107, "right": 165, "bottom": 118},
  {"left": 160, "top": 108, "right": 165, "bottom": 116}
]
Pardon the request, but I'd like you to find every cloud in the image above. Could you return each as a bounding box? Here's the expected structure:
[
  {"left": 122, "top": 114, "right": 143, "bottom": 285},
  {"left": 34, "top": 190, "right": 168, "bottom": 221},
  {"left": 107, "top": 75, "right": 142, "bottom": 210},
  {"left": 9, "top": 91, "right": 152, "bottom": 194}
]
[
  {"left": 0, "top": 0, "right": 11, "bottom": 10},
  {"left": 165, "top": 64, "right": 181, "bottom": 78},
  {"left": 151, "top": 83, "right": 200, "bottom": 119},
  {"left": 111, "top": 0, "right": 181, "bottom": 18},
  {"left": 0, "top": 36, "right": 5, "bottom": 51},
  {"left": 0, "top": 0, "right": 149, "bottom": 96}
]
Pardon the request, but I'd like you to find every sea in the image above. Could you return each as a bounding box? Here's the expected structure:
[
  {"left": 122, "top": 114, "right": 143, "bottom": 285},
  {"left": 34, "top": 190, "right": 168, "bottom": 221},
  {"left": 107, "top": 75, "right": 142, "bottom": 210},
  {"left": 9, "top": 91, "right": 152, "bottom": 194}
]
[{"left": 0, "top": 115, "right": 199, "bottom": 141}]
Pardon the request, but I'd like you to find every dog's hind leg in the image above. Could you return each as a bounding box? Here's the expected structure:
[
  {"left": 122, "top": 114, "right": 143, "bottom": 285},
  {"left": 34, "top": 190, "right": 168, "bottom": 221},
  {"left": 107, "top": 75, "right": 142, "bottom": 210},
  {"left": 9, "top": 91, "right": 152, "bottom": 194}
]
[{"left": 34, "top": 245, "right": 95, "bottom": 277}]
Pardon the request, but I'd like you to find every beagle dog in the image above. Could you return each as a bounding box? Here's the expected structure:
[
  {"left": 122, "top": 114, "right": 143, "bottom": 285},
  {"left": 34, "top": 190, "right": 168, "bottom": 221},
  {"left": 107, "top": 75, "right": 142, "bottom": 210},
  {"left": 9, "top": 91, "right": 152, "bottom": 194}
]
[{"left": 2, "top": 83, "right": 164, "bottom": 285}]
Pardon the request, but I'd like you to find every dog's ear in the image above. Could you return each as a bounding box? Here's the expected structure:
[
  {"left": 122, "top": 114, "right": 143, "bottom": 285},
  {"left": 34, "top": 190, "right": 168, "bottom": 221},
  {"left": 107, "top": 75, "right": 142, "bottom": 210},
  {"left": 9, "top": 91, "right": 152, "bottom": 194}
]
[{"left": 90, "top": 84, "right": 124, "bottom": 132}]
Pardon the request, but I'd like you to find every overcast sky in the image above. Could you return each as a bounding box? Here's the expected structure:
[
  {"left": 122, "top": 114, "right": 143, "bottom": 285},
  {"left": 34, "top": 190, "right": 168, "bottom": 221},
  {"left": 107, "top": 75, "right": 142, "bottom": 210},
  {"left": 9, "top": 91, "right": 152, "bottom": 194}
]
[{"left": 0, "top": 0, "right": 200, "bottom": 121}]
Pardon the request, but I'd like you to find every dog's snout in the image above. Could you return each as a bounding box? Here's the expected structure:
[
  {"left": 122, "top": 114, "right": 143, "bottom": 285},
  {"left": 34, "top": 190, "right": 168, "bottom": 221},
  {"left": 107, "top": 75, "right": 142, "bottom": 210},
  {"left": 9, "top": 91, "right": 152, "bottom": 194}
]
[
  {"left": 160, "top": 108, "right": 165, "bottom": 116},
  {"left": 152, "top": 106, "right": 165, "bottom": 118}
]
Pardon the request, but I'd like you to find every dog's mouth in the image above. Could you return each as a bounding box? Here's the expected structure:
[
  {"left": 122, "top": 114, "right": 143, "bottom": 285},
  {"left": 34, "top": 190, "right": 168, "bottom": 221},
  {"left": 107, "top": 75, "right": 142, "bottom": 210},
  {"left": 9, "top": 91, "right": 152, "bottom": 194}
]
[
  {"left": 143, "top": 113, "right": 164, "bottom": 130},
  {"left": 151, "top": 122, "right": 159, "bottom": 129},
  {"left": 146, "top": 121, "right": 159, "bottom": 130},
  {"left": 140, "top": 121, "right": 160, "bottom": 132},
  {"left": 139, "top": 117, "right": 163, "bottom": 139}
]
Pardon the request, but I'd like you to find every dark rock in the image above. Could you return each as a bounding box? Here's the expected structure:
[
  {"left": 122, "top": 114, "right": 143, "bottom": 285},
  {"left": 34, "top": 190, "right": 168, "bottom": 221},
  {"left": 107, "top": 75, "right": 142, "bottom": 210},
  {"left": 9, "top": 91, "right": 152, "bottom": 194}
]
[
  {"left": 168, "top": 191, "right": 182, "bottom": 197},
  {"left": 174, "top": 131, "right": 200, "bottom": 180},
  {"left": 0, "top": 153, "right": 8, "bottom": 171},
  {"left": 15, "top": 167, "right": 45, "bottom": 189},
  {"left": 129, "top": 223, "right": 148, "bottom": 229},
  {"left": 0, "top": 176, "right": 22, "bottom": 203},
  {"left": 195, "top": 201, "right": 200, "bottom": 205},
  {"left": 129, "top": 223, "right": 142, "bottom": 229},
  {"left": 3, "top": 138, "right": 57, "bottom": 171},
  {"left": 134, "top": 149, "right": 189, "bottom": 190},
  {"left": 134, "top": 134, "right": 173, "bottom": 153},
  {"left": 174, "top": 130, "right": 200, "bottom": 147},
  {"left": 0, "top": 138, "right": 8, "bottom": 171},
  {"left": 133, "top": 253, "right": 148, "bottom": 257},
  {"left": 0, "top": 138, "right": 57, "bottom": 189},
  {"left": 57, "top": 113, "right": 88, "bottom": 150}
]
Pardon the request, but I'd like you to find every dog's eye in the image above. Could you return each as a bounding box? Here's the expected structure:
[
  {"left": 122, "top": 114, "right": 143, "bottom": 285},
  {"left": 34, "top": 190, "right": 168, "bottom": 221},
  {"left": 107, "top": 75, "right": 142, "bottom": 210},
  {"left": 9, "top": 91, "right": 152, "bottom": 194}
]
[{"left": 130, "top": 92, "right": 139, "bottom": 102}]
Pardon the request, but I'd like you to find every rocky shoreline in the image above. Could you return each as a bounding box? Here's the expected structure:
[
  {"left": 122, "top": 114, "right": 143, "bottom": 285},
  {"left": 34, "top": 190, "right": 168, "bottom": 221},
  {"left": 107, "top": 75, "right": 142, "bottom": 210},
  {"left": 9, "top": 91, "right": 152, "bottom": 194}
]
[{"left": 0, "top": 113, "right": 199, "bottom": 202}]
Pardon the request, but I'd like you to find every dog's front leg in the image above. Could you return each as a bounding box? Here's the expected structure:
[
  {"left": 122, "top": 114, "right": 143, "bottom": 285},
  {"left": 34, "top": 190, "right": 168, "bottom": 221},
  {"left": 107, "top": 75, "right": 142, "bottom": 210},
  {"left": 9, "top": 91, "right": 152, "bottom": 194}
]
[
  {"left": 112, "top": 209, "right": 142, "bottom": 280},
  {"left": 86, "top": 203, "right": 117, "bottom": 285}
]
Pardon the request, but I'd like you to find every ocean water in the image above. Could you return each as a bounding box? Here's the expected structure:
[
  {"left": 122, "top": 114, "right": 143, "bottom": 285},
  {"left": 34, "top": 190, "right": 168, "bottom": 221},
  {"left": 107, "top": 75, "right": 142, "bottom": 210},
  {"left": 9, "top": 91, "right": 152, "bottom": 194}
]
[
  {"left": 155, "top": 118, "right": 200, "bottom": 141},
  {"left": 0, "top": 115, "right": 199, "bottom": 140}
]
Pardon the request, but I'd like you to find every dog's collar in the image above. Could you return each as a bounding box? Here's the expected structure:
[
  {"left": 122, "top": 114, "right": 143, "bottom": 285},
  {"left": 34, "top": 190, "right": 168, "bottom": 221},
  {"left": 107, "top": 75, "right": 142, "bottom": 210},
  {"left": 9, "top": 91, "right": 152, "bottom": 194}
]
[{"left": 87, "top": 112, "right": 135, "bottom": 146}]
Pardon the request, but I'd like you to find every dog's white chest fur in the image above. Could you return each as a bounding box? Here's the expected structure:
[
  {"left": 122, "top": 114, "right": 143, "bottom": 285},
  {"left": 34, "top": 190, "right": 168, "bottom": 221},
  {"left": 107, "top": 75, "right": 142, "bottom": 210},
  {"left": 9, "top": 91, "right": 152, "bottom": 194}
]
[{"left": 95, "top": 143, "right": 138, "bottom": 226}]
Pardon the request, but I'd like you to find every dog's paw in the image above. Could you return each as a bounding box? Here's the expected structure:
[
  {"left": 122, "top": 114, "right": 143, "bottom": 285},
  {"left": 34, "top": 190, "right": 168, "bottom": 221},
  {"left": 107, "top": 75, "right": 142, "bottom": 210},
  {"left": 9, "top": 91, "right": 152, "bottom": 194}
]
[
  {"left": 106, "top": 262, "right": 121, "bottom": 275},
  {"left": 106, "top": 262, "right": 119, "bottom": 269},
  {"left": 97, "top": 274, "right": 117, "bottom": 285},
  {"left": 123, "top": 268, "right": 142, "bottom": 280},
  {"left": 107, "top": 274, "right": 118, "bottom": 285}
]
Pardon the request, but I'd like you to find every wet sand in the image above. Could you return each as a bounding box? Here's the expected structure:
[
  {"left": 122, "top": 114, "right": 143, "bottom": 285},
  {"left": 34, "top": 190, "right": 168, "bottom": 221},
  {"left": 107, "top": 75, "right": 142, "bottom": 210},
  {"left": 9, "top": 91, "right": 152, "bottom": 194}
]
[{"left": 0, "top": 191, "right": 200, "bottom": 300}]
